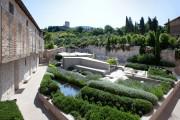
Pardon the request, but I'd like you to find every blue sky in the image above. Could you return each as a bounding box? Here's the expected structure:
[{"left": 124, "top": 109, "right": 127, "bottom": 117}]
[{"left": 22, "top": 0, "right": 180, "bottom": 29}]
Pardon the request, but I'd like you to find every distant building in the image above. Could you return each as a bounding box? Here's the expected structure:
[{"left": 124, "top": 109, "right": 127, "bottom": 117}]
[
  {"left": 165, "top": 16, "right": 180, "bottom": 36},
  {"left": 64, "top": 21, "right": 70, "bottom": 28},
  {"left": 48, "top": 21, "right": 70, "bottom": 32}
]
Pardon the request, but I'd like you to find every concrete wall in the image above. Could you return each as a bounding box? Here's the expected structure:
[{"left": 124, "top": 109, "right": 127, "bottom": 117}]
[
  {"left": 150, "top": 82, "right": 180, "bottom": 120},
  {"left": 0, "top": 54, "right": 39, "bottom": 100},
  {"left": 63, "top": 57, "right": 110, "bottom": 71},
  {"left": 0, "top": 61, "right": 15, "bottom": 100},
  {"left": 38, "top": 93, "right": 68, "bottom": 120}
]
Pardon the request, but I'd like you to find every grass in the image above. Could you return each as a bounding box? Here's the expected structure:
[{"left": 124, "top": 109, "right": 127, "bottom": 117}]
[{"left": 0, "top": 101, "right": 23, "bottom": 120}]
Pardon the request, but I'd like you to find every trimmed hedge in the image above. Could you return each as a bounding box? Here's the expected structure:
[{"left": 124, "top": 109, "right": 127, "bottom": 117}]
[
  {"left": 55, "top": 54, "right": 63, "bottom": 61},
  {"left": 39, "top": 74, "right": 59, "bottom": 96},
  {"left": 79, "top": 86, "right": 153, "bottom": 115},
  {"left": 52, "top": 93, "right": 140, "bottom": 120},
  {"left": 88, "top": 81, "right": 158, "bottom": 104},
  {"left": 47, "top": 65, "right": 86, "bottom": 88},
  {"left": 117, "top": 79, "right": 165, "bottom": 100},
  {"left": 0, "top": 101, "right": 23, "bottom": 120},
  {"left": 127, "top": 54, "right": 175, "bottom": 67},
  {"left": 125, "top": 63, "right": 149, "bottom": 71}
]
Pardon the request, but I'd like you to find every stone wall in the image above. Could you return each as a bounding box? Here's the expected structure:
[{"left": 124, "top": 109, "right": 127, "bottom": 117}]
[
  {"left": 0, "top": 0, "right": 44, "bottom": 64},
  {"left": 44, "top": 48, "right": 65, "bottom": 62}
]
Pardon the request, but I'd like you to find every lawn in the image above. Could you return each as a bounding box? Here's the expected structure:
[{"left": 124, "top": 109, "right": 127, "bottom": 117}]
[{"left": 0, "top": 101, "right": 23, "bottom": 120}]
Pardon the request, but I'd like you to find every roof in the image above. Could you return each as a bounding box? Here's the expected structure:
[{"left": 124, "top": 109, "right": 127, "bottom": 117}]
[
  {"left": 165, "top": 16, "right": 180, "bottom": 25},
  {"left": 15, "top": 0, "right": 41, "bottom": 32}
]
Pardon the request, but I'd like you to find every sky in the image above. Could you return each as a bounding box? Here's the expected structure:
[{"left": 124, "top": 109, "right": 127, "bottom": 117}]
[{"left": 22, "top": 0, "right": 180, "bottom": 29}]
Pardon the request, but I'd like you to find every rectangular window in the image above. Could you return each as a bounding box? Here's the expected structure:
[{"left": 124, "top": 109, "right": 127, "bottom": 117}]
[
  {"left": 26, "top": 20, "right": 29, "bottom": 26},
  {"left": 9, "top": 2, "right": 14, "bottom": 15}
]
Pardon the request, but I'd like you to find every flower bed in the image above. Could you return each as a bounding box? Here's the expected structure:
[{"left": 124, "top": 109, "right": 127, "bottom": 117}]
[
  {"left": 52, "top": 93, "right": 140, "bottom": 120},
  {"left": 79, "top": 86, "right": 153, "bottom": 115},
  {"left": 117, "top": 79, "right": 172, "bottom": 100},
  {"left": 88, "top": 81, "right": 158, "bottom": 104}
]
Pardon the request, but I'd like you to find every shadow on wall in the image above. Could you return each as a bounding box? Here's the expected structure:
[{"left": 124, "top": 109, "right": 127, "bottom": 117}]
[
  {"left": 175, "top": 60, "right": 180, "bottom": 76},
  {"left": 34, "top": 93, "right": 57, "bottom": 120}
]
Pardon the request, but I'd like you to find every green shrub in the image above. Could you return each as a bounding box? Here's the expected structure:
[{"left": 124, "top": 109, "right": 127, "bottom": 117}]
[
  {"left": 159, "top": 60, "right": 175, "bottom": 67},
  {"left": 55, "top": 54, "right": 63, "bottom": 61},
  {"left": 125, "top": 63, "right": 149, "bottom": 71},
  {"left": 117, "top": 79, "right": 165, "bottom": 100},
  {"left": 88, "top": 81, "right": 158, "bottom": 104},
  {"left": 0, "top": 101, "right": 23, "bottom": 120},
  {"left": 127, "top": 54, "right": 175, "bottom": 67},
  {"left": 148, "top": 67, "right": 176, "bottom": 82},
  {"left": 52, "top": 93, "right": 140, "bottom": 120},
  {"left": 39, "top": 74, "right": 59, "bottom": 95},
  {"left": 79, "top": 86, "right": 153, "bottom": 115},
  {"left": 127, "top": 54, "right": 156, "bottom": 65},
  {"left": 47, "top": 66, "right": 86, "bottom": 88},
  {"left": 106, "top": 58, "right": 118, "bottom": 65}
]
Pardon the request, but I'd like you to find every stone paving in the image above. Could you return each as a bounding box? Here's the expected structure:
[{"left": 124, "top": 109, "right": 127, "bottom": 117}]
[{"left": 12, "top": 65, "right": 55, "bottom": 120}]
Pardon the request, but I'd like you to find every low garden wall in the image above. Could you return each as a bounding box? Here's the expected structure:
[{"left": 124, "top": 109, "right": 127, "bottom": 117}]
[
  {"left": 37, "top": 93, "right": 68, "bottom": 120},
  {"left": 150, "top": 82, "right": 180, "bottom": 120},
  {"left": 44, "top": 48, "right": 65, "bottom": 62}
]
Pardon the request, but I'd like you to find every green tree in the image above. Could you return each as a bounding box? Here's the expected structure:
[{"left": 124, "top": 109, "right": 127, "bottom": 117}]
[
  {"left": 76, "top": 26, "right": 83, "bottom": 33},
  {"left": 92, "top": 28, "right": 104, "bottom": 35},
  {"left": 146, "top": 31, "right": 155, "bottom": 46},
  {"left": 139, "top": 17, "right": 145, "bottom": 34},
  {"left": 104, "top": 25, "right": 114, "bottom": 34},
  {"left": 152, "top": 17, "right": 158, "bottom": 31},
  {"left": 159, "top": 33, "right": 169, "bottom": 49},
  {"left": 167, "top": 19, "right": 170, "bottom": 33},
  {"left": 154, "top": 31, "right": 161, "bottom": 64}
]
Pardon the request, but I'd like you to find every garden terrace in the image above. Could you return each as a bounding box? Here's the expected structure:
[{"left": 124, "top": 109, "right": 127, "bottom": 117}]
[
  {"left": 39, "top": 63, "right": 178, "bottom": 120},
  {"left": 79, "top": 86, "right": 153, "bottom": 115},
  {"left": 52, "top": 93, "right": 140, "bottom": 120}
]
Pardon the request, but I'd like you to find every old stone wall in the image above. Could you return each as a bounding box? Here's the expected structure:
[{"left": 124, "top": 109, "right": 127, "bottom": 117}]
[
  {"left": 44, "top": 48, "right": 65, "bottom": 62},
  {"left": 0, "top": 0, "right": 44, "bottom": 64}
]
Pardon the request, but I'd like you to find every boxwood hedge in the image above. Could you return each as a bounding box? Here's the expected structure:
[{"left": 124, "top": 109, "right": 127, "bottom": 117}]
[
  {"left": 79, "top": 86, "right": 153, "bottom": 115},
  {"left": 52, "top": 93, "right": 140, "bottom": 120},
  {"left": 125, "top": 63, "right": 149, "bottom": 71},
  {"left": 88, "top": 81, "right": 158, "bottom": 104},
  {"left": 39, "top": 74, "right": 59, "bottom": 96},
  {"left": 47, "top": 65, "right": 86, "bottom": 88}
]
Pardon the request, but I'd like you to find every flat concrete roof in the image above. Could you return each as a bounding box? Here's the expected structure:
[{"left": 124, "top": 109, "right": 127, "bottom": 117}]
[
  {"left": 58, "top": 52, "right": 92, "bottom": 57},
  {"left": 63, "top": 56, "right": 109, "bottom": 64}
]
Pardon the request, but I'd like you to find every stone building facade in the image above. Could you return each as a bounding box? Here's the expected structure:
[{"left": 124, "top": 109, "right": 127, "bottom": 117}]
[
  {"left": 0, "top": 0, "right": 44, "bottom": 100},
  {"left": 165, "top": 16, "right": 180, "bottom": 36}
]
